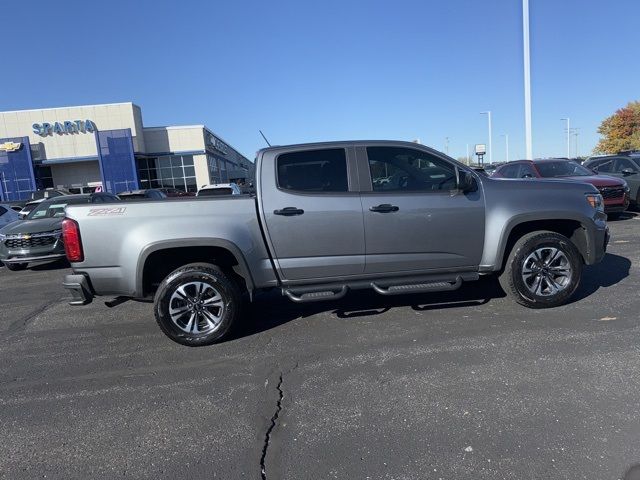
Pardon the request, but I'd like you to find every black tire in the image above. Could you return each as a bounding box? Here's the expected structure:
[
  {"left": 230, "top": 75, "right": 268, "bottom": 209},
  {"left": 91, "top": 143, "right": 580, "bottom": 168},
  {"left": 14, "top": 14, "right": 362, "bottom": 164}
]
[
  {"left": 153, "top": 263, "right": 242, "bottom": 346},
  {"left": 498, "top": 231, "right": 583, "bottom": 309},
  {"left": 4, "top": 262, "right": 28, "bottom": 271}
]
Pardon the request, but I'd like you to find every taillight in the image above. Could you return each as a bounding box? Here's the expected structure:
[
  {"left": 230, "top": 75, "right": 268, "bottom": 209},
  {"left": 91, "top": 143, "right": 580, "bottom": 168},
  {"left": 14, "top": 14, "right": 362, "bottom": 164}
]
[{"left": 62, "top": 218, "right": 84, "bottom": 262}]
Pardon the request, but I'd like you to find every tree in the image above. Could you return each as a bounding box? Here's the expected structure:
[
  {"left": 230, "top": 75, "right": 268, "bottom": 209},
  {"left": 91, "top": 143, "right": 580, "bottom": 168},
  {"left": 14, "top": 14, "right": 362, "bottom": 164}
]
[{"left": 594, "top": 101, "right": 640, "bottom": 154}]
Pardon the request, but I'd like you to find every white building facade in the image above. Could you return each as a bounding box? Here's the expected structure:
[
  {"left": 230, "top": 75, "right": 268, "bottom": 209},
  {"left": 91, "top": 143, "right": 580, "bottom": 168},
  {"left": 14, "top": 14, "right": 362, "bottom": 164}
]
[{"left": 0, "top": 102, "right": 252, "bottom": 200}]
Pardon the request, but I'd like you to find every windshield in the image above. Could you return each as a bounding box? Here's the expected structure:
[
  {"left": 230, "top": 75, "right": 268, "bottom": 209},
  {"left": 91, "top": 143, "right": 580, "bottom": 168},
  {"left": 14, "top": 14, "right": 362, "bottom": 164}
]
[
  {"left": 27, "top": 198, "right": 89, "bottom": 220},
  {"left": 536, "top": 161, "right": 593, "bottom": 178}
]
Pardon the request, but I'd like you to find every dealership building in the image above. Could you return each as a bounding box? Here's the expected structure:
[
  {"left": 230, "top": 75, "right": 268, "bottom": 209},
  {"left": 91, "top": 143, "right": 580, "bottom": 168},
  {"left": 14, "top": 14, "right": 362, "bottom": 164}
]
[{"left": 0, "top": 102, "right": 252, "bottom": 201}]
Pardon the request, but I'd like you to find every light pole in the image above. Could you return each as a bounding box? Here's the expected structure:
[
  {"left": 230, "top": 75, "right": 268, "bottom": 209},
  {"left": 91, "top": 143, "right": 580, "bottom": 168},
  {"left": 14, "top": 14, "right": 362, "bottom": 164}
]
[
  {"left": 561, "top": 117, "right": 570, "bottom": 158},
  {"left": 445, "top": 137, "right": 449, "bottom": 155},
  {"left": 501, "top": 134, "right": 509, "bottom": 162},
  {"left": 466, "top": 144, "right": 470, "bottom": 165},
  {"left": 572, "top": 128, "right": 580, "bottom": 158},
  {"left": 480, "top": 111, "right": 492, "bottom": 163},
  {"left": 523, "top": 0, "right": 533, "bottom": 159}
]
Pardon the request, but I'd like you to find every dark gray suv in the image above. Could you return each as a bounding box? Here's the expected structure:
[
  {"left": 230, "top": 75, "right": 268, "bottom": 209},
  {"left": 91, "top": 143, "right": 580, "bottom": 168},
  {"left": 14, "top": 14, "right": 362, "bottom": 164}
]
[
  {"left": 0, "top": 193, "right": 120, "bottom": 271},
  {"left": 584, "top": 153, "right": 640, "bottom": 208}
]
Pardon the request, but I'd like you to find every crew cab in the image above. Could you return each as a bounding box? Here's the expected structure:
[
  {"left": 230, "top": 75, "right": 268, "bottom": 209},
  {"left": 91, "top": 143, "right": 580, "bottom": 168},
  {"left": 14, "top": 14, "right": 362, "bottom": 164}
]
[{"left": 62, "top": 141, "right": 609, "bottom": 346}]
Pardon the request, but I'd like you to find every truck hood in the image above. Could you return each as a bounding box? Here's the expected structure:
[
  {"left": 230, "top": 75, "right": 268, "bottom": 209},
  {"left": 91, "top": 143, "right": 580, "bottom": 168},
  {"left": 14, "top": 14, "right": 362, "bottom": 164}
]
[
  {"left": 0, "top": 217, "right": 62, "bottom": 235},
  {"left": 546, "top": 175, "right": 625, "bottom": 188}
]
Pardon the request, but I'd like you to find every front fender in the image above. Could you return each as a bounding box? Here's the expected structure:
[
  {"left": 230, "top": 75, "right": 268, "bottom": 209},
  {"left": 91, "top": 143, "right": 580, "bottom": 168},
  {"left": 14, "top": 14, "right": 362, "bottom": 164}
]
[{"left": 481, "top": 210, "right": 605, "bottom": 271}]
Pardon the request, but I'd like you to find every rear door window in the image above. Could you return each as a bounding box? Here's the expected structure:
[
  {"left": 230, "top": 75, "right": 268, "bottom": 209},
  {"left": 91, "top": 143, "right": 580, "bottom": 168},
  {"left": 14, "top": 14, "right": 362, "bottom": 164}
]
[
  {"left": 499, "top": 164, "right": 520, "bottom": 178},
  {"left": 277, "top": 149, "right": 348, "bottom": 192},
  {"left": 614, "top": 158, "right": 638, "bottom": 172},
  {"left": 519, "top": 164, "right": 537, "bottom": 178}
]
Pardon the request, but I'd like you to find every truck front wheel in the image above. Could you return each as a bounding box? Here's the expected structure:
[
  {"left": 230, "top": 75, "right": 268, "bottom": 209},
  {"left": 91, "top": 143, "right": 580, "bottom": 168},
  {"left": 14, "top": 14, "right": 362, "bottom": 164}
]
[
  {"left": 499, "top": 231, "right": 583, "bottom": 309},
  {"left": 154, "top": 263, "right": 242, "bottom": 346}
]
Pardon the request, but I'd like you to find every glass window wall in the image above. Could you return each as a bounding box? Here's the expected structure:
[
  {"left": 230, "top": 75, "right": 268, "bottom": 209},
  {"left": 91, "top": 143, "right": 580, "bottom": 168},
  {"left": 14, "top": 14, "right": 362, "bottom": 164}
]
[{"left": 136, "top": 154, "right": 197, "bottom": 193}]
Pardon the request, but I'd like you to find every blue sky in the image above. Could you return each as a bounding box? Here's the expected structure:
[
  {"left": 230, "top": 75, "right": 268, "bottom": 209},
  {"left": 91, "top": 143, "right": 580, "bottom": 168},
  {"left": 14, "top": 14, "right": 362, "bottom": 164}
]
[{"left": 3, "top": 0, "right": 639, "bottom": 161}]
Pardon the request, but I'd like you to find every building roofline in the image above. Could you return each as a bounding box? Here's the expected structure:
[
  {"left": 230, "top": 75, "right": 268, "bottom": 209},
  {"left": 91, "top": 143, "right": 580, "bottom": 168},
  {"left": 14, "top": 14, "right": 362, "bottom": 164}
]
[
  {"left": 143, "top": 125, "right": 206, "bottom": 131},
  {"left": 202, "top": 126, "right": 251, "bottom": 161},
  {"left": 0, "top": 101, "right": 138, "bottom": 115}
]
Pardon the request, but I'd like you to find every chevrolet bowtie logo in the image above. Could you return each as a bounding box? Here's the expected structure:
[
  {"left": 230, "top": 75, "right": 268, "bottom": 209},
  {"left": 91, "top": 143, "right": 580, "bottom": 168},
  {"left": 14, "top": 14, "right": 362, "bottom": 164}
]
[
  {"left": 0, "top": 141, "right": 22, "bottom": 152},
  {"left": 22, "top": 234, "right": 31, "bottom": 240}
]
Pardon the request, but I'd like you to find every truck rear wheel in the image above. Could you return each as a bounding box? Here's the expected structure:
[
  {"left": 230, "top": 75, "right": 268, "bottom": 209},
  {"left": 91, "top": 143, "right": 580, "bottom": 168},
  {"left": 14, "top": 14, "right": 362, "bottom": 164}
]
[
  {"left": 499, "top": 231, "right": 582, "bottom": 309},
  {"left": 154, "top": 263, "right": 242, "bottom": 346}
]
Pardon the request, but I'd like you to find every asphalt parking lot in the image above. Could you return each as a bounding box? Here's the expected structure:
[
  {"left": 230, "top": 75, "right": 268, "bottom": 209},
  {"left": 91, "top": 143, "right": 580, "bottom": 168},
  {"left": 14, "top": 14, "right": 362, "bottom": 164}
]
[{"left": 0, "top": 214, "right": 639, "bottom": 480}]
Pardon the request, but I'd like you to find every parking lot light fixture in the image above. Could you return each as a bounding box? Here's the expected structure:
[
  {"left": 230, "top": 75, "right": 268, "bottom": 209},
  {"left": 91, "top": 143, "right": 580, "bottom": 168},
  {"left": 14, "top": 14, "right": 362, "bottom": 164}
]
[
  {"left": 501, "top": 134, "right": 509, "bottom": 162},
  {"left": 480, "top": 111, "right": 493, "bottom": 163},
  {"left": 561, "top": 118, "right": 570, "bottom": 158},
  {"left": 523, "top": 0, "right": 533, "bottom": 160}
]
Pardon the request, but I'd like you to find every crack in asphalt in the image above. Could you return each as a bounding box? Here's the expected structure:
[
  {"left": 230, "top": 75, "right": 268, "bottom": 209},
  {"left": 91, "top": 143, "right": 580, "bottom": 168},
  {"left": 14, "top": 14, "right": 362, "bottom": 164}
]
[
  {"left": 260, "top": 362, "right": 298, "bottom": 480},
  {"left": 6, "top": 298, "right": 59, "bottom": 335},
  {"left": 260, "top": 373, "right": 284, "bottom": 480}
]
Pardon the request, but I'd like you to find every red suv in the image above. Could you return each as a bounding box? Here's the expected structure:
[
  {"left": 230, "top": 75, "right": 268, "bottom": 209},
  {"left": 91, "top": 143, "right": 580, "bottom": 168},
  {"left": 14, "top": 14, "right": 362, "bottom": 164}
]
[{"left": 492, "top": 159, "right": 630, "bottom": 217}]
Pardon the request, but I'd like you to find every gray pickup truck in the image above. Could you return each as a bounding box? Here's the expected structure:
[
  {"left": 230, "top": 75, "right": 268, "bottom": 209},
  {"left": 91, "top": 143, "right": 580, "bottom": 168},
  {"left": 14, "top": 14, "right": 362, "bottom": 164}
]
[{"left": 62, "top": 141, "right": 609, "bottom": 346}]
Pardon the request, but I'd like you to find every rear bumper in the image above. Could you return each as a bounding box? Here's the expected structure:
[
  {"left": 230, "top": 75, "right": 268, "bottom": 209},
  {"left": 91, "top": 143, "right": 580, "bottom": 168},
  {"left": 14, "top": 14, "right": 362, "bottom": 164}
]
[{"left": 62, "top": 273, "right": 94, "bottom": 306}]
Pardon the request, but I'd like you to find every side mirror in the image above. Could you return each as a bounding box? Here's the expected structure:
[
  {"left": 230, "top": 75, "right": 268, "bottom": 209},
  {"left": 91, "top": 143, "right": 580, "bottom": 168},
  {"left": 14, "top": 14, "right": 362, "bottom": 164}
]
[
  {"left": 621, "top": 168, "right": 636, "bottom": 176},
  {"left": 458, "top": 170, "right": 478, "bottom": 193}
]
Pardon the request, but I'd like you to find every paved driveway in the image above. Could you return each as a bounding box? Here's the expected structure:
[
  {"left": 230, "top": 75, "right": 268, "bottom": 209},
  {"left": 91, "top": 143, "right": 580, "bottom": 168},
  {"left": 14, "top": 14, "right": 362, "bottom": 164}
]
[{"left": 0, "top": 214, "right": 639, "bottom": 479}]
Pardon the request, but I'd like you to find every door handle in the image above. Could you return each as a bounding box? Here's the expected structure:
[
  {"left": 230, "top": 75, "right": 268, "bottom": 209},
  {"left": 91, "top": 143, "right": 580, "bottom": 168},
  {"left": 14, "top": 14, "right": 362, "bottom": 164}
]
[
  {"left": 369, "top": 204, "right": 399, "bottom": 213},
  {"left": 274, "top": 207, "right": 305, "bottom": 216}
]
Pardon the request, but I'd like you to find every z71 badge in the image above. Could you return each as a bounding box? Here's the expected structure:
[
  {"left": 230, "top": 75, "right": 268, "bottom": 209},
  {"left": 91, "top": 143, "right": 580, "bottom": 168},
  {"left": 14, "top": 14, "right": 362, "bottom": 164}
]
[{"left": 87, "top": 207, "right": 127, "bottom": 217}]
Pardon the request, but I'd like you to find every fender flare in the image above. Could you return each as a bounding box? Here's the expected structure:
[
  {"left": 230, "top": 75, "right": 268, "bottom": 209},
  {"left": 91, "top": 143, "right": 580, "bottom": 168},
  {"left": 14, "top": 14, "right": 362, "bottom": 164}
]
[
  {"left": 135, "top": 237, "right": 256, "bottom": 297},
  {"left": 489, "top": 212, "right": 594, "bottom": 270}
]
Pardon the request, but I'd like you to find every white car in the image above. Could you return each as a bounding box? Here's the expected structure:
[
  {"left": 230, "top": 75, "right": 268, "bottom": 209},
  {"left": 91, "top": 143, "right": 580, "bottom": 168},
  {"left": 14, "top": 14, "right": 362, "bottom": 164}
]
[
  {"left": 0, "top": 204, "right": 20, "bottom": 228},
  {"left": 197, "top": 183, "right": 242, "bottom": 197}
]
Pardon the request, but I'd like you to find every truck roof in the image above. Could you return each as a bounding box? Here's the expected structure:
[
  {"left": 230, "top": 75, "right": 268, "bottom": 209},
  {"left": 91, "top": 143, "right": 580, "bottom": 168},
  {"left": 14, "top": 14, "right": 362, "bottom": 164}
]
[{"left": 256, "top": 140, "right": 444, "bottom": 156}]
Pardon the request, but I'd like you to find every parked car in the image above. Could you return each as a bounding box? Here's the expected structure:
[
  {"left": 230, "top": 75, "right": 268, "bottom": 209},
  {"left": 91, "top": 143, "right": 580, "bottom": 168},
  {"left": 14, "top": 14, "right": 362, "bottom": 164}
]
[
  {"left": 17, "top": 188, "right": 72, "bottom": 218},
  {"left": 583, "top": 153, "right": 640, "bottom": 209},
  {"left": 117, "top": 189, "right": 167, "bottom": 201},
  {"left": 63, "top": 140, "right": 608, "bottom": 347},
  {"left": 0, "top": 204, "right": 20, "bottom": 228},
  {"left": 158, "top": 187, "right": 195, "bottom": 197},
  {"left": 0, "top": 193, "right": 120, "bottom": 271},
  {"left": 67, "top": 183, "right": 103, "bottom": 195},
  {"left": 471, "top": 166, "right": 489, "bottom": 176},
  {"left": 18, "top": 201, "right": 42, "bottom": 219},
  {"left": 197, "top": 183, "right": 243, "bottom": 196},
  {"left": 491, "top": 159, "right": 630, "bottom": 217}
]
